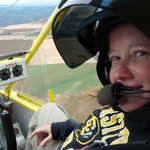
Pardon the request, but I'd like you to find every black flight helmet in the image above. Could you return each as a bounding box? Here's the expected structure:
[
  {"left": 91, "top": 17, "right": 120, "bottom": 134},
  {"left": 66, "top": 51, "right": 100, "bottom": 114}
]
[{"left": 52, "top": 0, "right": 150, "bottom": 86}]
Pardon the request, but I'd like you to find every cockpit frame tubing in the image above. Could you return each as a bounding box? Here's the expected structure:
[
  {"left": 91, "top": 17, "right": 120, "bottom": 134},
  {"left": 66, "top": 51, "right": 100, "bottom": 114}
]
[{"left": 4, "top": 6, "right": 60, "bottom": 94}]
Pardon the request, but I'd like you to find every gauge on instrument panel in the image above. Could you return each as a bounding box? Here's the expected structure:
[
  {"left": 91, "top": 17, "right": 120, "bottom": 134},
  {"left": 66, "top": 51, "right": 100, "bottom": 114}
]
[
  {"left": 0, "top": 58, "right": 27, "bottom": 86},
  {"left": 12, "top": 65, "right": 23, "bottom": 77},
  {"left": 0, "top": 68, "right": 11, "bottom": 81}
]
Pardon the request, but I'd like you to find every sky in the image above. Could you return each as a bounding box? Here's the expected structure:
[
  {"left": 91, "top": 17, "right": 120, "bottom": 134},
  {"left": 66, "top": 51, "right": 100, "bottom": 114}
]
[{"left": 0, "top": 0, "right": 60, "bottom": 6}]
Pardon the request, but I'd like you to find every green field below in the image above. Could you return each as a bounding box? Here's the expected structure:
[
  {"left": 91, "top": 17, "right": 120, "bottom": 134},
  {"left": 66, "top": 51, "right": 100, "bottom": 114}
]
[
  {"left": 26, "top": 31, "right": 52, "bottom": 37},
  {"left": 20, "top": 63, "right": 104, "bottom": 122},
  {"left": 24, "top": 63, "right": 102, "bottom": 98},
  {"left": 13, "top": 62, "right": 104, "bottom": 122}
]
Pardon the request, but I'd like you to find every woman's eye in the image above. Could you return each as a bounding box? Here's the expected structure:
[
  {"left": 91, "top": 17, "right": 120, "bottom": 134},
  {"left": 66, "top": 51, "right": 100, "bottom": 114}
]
[
  {"left": 136, "top": 51, "right": 147, "bottom": 56},
  {"left": 110, "top": 56, "right": 120, "bottom": 61}
]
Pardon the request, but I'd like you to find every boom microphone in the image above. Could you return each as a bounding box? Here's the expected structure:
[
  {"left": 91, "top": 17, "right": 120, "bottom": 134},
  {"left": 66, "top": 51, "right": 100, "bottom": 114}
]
[
  {"left": 97, "top": 83, "right": 122, "bottom": 106},
  {"left": 97, "top": 82, "right": 150, "bottom": 106}
]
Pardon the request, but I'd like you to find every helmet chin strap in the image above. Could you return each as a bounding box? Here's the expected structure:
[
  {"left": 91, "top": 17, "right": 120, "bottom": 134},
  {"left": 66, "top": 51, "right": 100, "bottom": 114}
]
[{"left": 113, "top": 103, "right": 150, "bottom": 123}]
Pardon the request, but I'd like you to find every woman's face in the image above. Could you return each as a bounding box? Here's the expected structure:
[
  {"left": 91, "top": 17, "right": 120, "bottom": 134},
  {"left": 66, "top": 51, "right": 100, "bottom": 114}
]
[{"left": 109, "top": 24, "right": 150, "bottom": 112}]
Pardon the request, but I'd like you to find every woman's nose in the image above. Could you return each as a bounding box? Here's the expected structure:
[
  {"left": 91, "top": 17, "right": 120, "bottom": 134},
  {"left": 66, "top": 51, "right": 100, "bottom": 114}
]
[{"left": 112, "top": 61, "right": 133, "bottom": 81}]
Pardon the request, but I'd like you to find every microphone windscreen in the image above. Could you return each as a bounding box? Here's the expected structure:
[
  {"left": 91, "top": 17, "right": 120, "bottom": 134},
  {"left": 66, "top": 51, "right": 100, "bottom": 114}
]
[{"left": 97, "top": 83, "right": 122, "bottom": 106}]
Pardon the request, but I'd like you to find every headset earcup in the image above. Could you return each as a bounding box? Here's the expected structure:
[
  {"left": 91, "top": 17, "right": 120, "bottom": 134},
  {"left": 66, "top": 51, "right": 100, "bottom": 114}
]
[
  {"left": 105, "top": 59, "right": 111, "bottom": 83},
  {"left": 96, "top": 54, "right": 110, "bottom": 86}
]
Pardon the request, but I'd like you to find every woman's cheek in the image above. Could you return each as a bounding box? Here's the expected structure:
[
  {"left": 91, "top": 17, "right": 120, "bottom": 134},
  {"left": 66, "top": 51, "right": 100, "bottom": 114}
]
[{"left": 109, "top": 69, "right": 114, "bottom": 83}]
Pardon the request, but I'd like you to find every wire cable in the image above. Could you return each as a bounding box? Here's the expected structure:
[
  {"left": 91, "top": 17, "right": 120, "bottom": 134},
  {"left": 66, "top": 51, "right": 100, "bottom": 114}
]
[{"left": 0, "top": 0, "right": 19, "bottom": 16}]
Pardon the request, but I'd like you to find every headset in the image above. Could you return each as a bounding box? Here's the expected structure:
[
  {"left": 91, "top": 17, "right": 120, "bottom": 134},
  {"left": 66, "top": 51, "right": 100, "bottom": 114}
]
[{"left": 52, "top": 0, "right": 150, "bottom": 86}]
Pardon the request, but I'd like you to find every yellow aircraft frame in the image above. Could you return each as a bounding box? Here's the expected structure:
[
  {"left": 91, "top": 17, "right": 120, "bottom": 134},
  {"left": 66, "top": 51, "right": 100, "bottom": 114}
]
[{"left": 0, "top": 6, "right": 60, "bottom": 113}]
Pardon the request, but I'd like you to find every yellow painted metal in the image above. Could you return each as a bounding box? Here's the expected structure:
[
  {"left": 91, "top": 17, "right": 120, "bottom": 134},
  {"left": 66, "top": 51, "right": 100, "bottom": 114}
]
[
  {"left": 0, "top": 89, "right": 46, "bottom": 112},
  {"left": 4, "top": 6, "right": 60, "bottom": 94},
  {"left": 25, "top": 6, "right": 60, "bottom": 66},
  {"left": 48, "top": 90, "right": 54, "bottom": 103},
  {"left": 4, "top": 83, "right": 15, "bottom": 94}
]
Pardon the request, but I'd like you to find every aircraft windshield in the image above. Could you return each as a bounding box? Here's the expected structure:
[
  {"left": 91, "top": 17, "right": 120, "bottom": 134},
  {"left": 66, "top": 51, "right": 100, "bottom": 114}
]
[{"left": 0, "top": 1, "right": 102, "bottom": 122}]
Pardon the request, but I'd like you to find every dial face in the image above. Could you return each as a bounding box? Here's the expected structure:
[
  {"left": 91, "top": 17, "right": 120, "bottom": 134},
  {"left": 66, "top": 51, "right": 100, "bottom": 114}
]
[
  {"left": 0, "top": 68, "right": 11, "bottom": 80},
  {"left": 12, "top": 65, "right": 23, "bottom": 77}
]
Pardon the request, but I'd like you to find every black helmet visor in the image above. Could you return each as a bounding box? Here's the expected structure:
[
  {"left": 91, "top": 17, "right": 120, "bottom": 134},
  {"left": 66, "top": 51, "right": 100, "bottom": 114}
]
[
  {"left": 52, "top": 5, "right": 99, "bottom": 68},
  {"left": 52, "top": 0, "right": 150, "bottom": 69}
]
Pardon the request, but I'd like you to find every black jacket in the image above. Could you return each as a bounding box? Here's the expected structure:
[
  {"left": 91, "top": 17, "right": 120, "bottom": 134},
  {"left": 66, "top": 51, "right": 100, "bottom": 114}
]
[{"left": 52, "top": 106, "right": 150, "bottom": 150}]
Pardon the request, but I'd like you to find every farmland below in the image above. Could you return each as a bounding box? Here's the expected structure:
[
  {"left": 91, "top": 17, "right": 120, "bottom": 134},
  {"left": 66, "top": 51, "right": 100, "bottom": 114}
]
[
  {"left": 0, "top": 5, "right": 104, "bottom": 122},
  {"left": 0, "top": 5, "right": 56, "bottom": 27}
]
